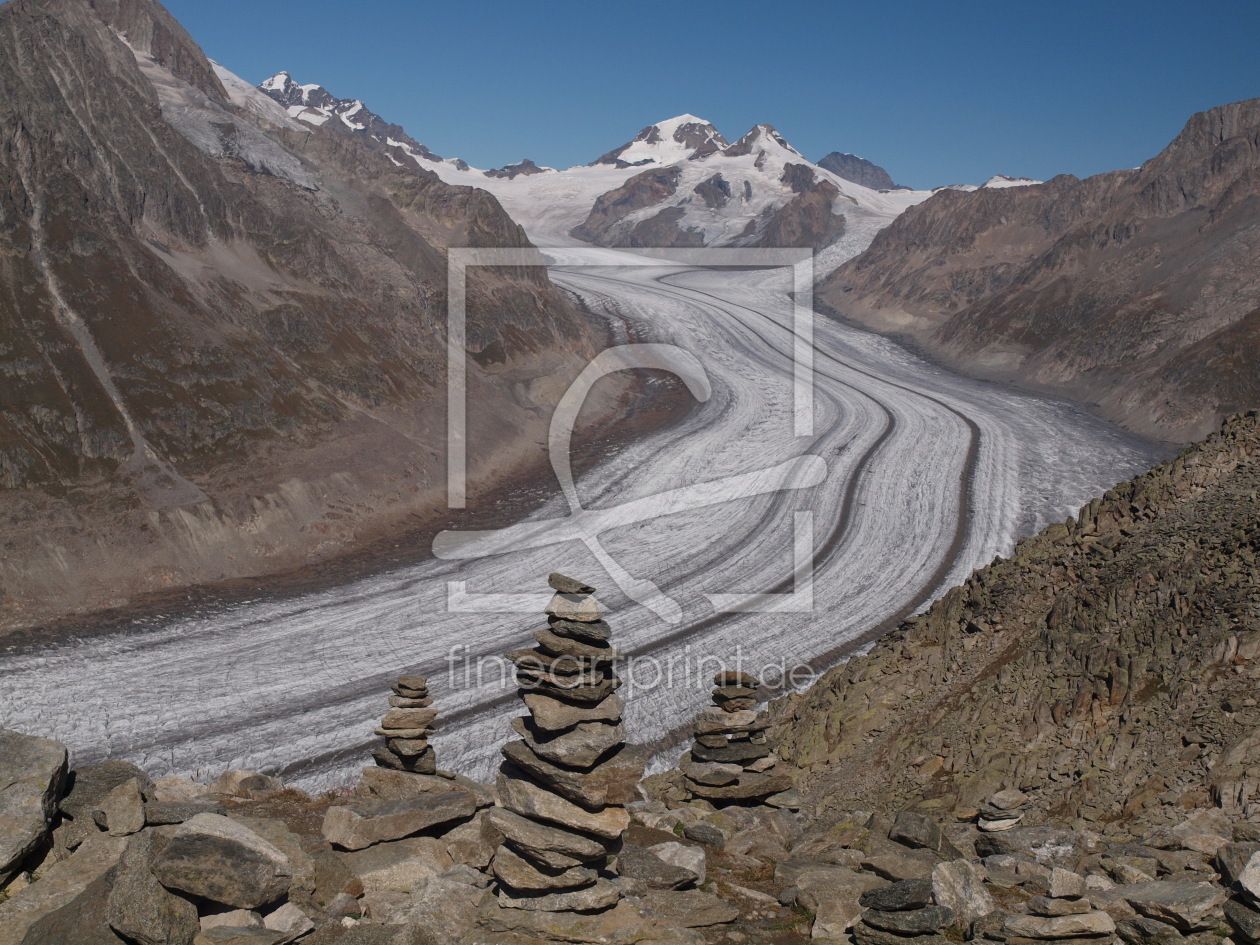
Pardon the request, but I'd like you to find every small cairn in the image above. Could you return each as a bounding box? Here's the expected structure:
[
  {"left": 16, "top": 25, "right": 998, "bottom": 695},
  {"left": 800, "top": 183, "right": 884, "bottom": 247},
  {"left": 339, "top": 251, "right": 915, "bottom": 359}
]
[
  {"left": 491, "top": 573, "right": 646, "bottom": 913},
  {"left": 853, "top": 878, "right": 958, "bottom": 945},
  {"left": 977, "top": 788, "right": 1030, "bottom": 832},
  {"left": 1003, "top": 867, "right": 1117, "bottom": 943},
  {"left": 372, "top": 674, "right": 438, "bottom": 775},
  {"left": 680, "top": 669, "right": 792, "bottom": 804}
]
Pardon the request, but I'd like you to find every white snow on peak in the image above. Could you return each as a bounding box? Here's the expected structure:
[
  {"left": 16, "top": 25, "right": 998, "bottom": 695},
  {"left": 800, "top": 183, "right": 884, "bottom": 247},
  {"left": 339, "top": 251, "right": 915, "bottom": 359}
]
[
  {"left": 259, "top": 71, "right": 291, "bottom": 91},
  {"left": 656, "top": 114, "right": 712, "bottom": 133},
  {"left": 212, "top": 62, "right": 305, "bottom": 133},
  {"left": 982, "top": 174, "right": 1042, "bottom": 189},
  {"left": 613, "top": 114, "right": 725, "bottom": 166}
]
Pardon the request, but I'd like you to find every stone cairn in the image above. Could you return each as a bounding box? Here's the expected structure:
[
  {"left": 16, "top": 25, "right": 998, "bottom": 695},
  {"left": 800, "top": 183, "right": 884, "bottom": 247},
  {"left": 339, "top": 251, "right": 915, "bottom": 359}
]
[
  {"left": 491, "top": 573, "right": 646, "bottom": 913},
  {"left": 977, "top": 787, "right": 1030, "bottom": 831},
  {"left": 680, "top": 669, "right": 792, "bottom": 805},
  {"left": 372, "top": 674, "right": 439, "bottom": 775}
]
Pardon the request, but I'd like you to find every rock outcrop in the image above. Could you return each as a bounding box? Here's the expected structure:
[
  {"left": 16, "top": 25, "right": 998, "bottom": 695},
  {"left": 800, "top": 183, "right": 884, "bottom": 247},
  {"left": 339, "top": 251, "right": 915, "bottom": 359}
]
[
  {"left": 817, "top": 151, "right": 903, "bottom": 191},
  {"left": 774, "top": 411, "right": 1260, "bottom": 833},
  {"left": 820, "top": 98, "right": 1260, "bottom": 441}
]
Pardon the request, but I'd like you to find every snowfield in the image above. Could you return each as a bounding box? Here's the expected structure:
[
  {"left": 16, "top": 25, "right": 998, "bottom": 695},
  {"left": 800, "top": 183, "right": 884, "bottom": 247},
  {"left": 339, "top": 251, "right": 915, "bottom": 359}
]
[{"left": 0, "top": 243, "right": 1162, "bottom": 791}]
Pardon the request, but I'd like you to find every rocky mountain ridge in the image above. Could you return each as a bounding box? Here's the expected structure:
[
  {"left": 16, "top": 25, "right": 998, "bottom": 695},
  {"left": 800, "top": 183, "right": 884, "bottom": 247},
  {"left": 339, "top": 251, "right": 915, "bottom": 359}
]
[
  {"left": 820, "top": 98, "right": 1260, "bottom": 441},
  {"left": 817, "top": 152, "right": 904, "bottom": 192},
  {"left": 564, "top": 118, "right": 930, "bottom": 266},
  {"left": 0, "top": 0, "right": 611, "bottom": 633},
  {"left": 773, "top": 410, "right": 1260, "bottom": 833}
]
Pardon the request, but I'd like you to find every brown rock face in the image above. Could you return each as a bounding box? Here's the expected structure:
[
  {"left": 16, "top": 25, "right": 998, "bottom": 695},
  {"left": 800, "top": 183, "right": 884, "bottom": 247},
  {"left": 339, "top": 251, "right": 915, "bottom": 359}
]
[
  {"left": 817, "top": 152, "right": 901, "bottom": 192},
  {"left": 570, "top": 166, "right": 689, "bottom": 245},
  {"left": 819, "top": 98, "right": 1260, "bottom": 442},
  {"left": 775, "top": 411, "right": 1260, "bottom": 832},
  {"left": 0, "top": 0, "right": 603, "bottom": 632}
]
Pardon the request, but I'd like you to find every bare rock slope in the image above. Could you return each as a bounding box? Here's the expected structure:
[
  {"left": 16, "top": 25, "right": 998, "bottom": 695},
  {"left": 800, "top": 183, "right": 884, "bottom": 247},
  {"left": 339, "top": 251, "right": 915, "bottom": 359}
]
[
  {"left": 0, "top": 0, "right": 602, "bottom": 631},
  {"left": 820, "top": 99, "right": 1260, "bottom": 442},
  {"left": 775, "top": 411, "right": 1260, "bottom": 832}
]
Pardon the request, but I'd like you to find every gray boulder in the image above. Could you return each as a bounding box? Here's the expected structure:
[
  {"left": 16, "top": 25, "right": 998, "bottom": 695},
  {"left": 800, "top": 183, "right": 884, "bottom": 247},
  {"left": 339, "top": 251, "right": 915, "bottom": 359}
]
[
  {"left": 1122, "top": 879, "right": 1228, "bottom": 931},
  {"left": 889, "top": 811, "right": 943, "bottom": 852},
  {"left": 106, "top": 831, "right": 200, "bottom": 945},
  {"left": 861, "top": 877, "right": 934, "bottom": 910},
  {"left": 864, "top": 905, "right": 955, "bottom": 934},
  {"left": 60, "top": 760, "right": 153, "bottom": 822},
  {"left": 616, "top": 845, "right": 696, "bottom": 890},
  {"left": 1216, "top": 842, "right": 1260, "bottom": 885},
  {"left": 93, "top": 778, "right": 147, "bottom": 837},
  {"left": 1242, "top": 850, "right": 1260, "bottom": 900},
  {"left": 150, "top": 814, "right": 292, "bottom": 910},
  {"left": 13, "top": 872, "right": 124, "bottom": 945},
  {"left": 1117, "top": 916, "right": 1189, "bottom": 945},
  {"left": 1005, "top": 911, "right": 1117, "bottom": 938},
  {"left": 0, "top": 729, "right": 68, "bottom": 884},
  {"left": 321, "top": 790, "right": 477, "bottom": 851},
  {"left": 1226, "top": 898, "right": 1260, "bottom": 945},
  {"left": 649, "top": 841, "right": 706, "bottom": 887},
  {"left": 0, "top": 835, "right": 126, "bottom": 945},
  {"left": 932, "top": 859, "right": 996, "bottom": 926}
]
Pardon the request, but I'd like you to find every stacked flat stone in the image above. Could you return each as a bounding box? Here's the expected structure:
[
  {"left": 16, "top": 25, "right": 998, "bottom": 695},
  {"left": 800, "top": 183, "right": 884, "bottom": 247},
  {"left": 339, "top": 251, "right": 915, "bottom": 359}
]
[
  {"left": 491, "top": 573, "right": 646, "bottom": 913},
  {"left": 1002, "top": 867, "right": 1117, "bottom": 943},
  {"left": 978, "top": 788, "right": 1031, "bottom": 831},
  {"left": 372, "top": 674, "right": 438, "bottom": 775},
  {"left": 680, "top": 670, "right": 792, "bottom": 804}
]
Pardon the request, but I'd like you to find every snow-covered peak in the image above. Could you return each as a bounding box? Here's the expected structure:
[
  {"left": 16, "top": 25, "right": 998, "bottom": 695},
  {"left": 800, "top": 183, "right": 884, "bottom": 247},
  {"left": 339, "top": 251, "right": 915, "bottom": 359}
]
[
  {"left": 982, "top": 174, "right": 1042, "bottom": 189},
  {"left": 720, "top": 124, "right": 803, "bottom": 169},
  {"left": 592, "top": 115, "right": 730, "bottom": 167},
  {"left": 259, "top": 71, "right": 291, "bottom": 92},
  {"left": 257, "top": 71, "right": 443, "bottom": 163}
]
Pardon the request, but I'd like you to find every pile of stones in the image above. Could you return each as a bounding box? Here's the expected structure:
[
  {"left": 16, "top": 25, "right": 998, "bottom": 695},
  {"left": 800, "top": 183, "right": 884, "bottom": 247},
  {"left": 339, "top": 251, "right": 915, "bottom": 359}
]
[
  {"left": 491, "top": 573, "right": 646, "bottom": 913},
  {"left": 977, "top": 788, "right": 1031, "bottom": 831},
  {"left": 372, "top": 674, "right": 438, "bottom": 775},
  {"left": 853, "top": 877, "right": 958, "bottom": 945},
  {"left": 680, "top": 670, "right": 792, "bottom": 805},
  {"left": 1001, "top": 868, "right": 1116, "bottom": 943}
]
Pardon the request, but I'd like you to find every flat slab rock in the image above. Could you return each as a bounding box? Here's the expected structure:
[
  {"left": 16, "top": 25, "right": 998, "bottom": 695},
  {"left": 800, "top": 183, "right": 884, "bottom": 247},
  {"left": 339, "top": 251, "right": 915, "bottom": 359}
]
[
  {"left": 0, "top": 729, "right": 68, "bottom": 884},
  {"left": 496, "top": 876, "right": 622, "bottom": 912},
  {"left": 638, "top": 888, "right": 738, "bottom": 927},
  {"left": 486, "top": 807, "right": 608, "bottom": 870},
  {"left": 522, "top": 692, "right": 624, "bottom": 733},
  {"left": 500, "top": 740, "right": 645, "bottom": 810},
  {"left": 1122, "top": 879, "right": 1229, "bottom": 931},
  {"left": 322, "top": 788, "right": 478, "bottom": 851},
  {"left": 497, "top": 766, "right": 629, "bottom": 840},
  {"left": 1005, "top": 911, "right": 1117, "bottom": 938}
]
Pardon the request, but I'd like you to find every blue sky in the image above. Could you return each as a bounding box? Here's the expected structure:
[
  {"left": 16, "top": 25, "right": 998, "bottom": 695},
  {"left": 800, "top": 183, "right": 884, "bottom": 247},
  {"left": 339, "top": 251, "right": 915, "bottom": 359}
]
[{"left": 165, "top": 0, "right": 1260, "bottom": 189}]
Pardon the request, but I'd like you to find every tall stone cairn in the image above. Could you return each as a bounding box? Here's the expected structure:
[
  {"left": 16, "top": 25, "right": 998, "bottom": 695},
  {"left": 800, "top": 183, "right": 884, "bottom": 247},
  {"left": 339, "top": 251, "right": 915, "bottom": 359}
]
[
  {"left": 372, "top": 674, "right": 438, "bottom": 775},
  {"left": 491, "top": 573, "right": 647, "bottom": 913},
  {"left": 680, "top": 670, "right": 792, "bottom": 804}
]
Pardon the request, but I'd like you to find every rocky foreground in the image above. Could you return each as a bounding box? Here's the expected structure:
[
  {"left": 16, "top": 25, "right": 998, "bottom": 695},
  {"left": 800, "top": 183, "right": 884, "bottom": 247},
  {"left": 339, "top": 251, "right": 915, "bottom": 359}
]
[{"left": 3, "top": 418, "right": 1260, "bottom": 945}]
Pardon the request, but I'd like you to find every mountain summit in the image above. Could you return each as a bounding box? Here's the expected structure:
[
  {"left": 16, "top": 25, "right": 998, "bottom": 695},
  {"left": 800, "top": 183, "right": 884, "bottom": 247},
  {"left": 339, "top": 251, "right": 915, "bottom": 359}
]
[
  {"left": 817, "top": 152, "right": 902, "bottom": 191},
  {"left": 592, "top": 114, "right": 730, "bottom": 167}
]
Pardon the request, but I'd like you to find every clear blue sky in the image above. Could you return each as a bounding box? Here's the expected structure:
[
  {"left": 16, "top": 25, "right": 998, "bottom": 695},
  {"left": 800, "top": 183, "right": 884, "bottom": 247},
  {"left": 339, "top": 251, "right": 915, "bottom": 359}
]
[{"left": 163, "top": 0, "right": 1260, "bottom": 189}]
